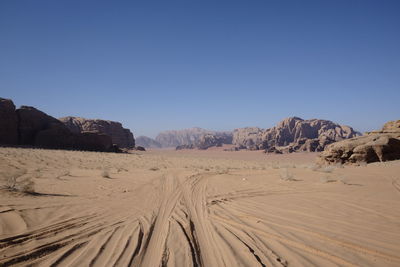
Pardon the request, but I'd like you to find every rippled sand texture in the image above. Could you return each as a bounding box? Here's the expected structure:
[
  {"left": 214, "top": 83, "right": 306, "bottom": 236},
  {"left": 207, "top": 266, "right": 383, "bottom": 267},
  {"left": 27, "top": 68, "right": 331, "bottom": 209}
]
[{"left": 1, "top": 147, "right": 400, "bottom": 266}]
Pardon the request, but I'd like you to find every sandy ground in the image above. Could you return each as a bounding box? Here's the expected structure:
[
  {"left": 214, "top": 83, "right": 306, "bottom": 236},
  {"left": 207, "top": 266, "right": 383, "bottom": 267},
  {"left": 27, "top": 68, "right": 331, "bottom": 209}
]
[{"left": 1, "top": 147, "right": 400, "bottom": 267}]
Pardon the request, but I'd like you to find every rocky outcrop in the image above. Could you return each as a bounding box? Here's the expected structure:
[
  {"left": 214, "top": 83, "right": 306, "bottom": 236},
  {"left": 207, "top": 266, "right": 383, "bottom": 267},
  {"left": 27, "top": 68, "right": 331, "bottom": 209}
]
[
  {"left": 17, "top": 106, "right": 67, "bottom": 146},
  {"left": 233, "top": 117, "right": 360, "bottom": 153},
  {"left": 17, "top": 106, "right": 115, "bottom": 151},
  {"left": 174, "top": 132, "right": 233, "bottom": 150},
  {"left": 319, "top": 120, "right": 400, "bottom": 164},
  {"left": 0, "top": 98, "right": 18, "bottom": 145},
  {"left": 135, "top": 136, "right": 162, "bottom": 149},
  {"left": 155, "top": 127, "right": 213, "bottom": 148},
  {"left": 0, "top": 98, "right": 117, "bottom": 152},
  {"left": 59, "top": 116, "right": 135, "bottom": 148},
  {"left": 196, "top": 132, "right": 233, "bottom": 150},
  {"left": 232, "top": 127, "right": 264, "bottom": 150}
]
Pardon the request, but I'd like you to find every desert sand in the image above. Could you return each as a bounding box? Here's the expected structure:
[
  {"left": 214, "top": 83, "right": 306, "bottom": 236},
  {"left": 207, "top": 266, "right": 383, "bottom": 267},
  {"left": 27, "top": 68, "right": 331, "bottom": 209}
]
[{"left": 1, "top": 147, "right": 400, "bottom": 266}]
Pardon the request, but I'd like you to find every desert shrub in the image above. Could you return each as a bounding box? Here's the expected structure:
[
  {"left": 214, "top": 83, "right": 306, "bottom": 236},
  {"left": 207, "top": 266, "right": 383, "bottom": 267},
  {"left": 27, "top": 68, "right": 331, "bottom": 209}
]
[
  {"left": 3, "top": 169, "right": 35, "bottom": 194},
  {"left": 280, "top": 168, "right": 295, "bottom": 181},
  {"left": 101, "top": 169, "right": 110, "bottom": 178},
  {"left": 320, "top": 175, "right": 347, "bottom": 184},
  {"left": 320, "top": 176, "right": 330, "bottom": 183},
  {"left": 19, "top": 178, "right": 35, "bottom": 193},
  {"left": 308, "top": 164, "right": 320, "bottom": 171},
  {"left": 271, "top": 164, "right": 280, "bottom": 169},
  {"left": 320, "top": 166, "right": 336, "bottom": 173}
]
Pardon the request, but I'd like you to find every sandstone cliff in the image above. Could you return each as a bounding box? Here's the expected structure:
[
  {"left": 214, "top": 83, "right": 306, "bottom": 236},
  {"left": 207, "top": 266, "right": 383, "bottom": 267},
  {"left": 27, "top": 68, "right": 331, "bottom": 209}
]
[
  {"left": 60, "top": 116, "right": 135, "bottom": 148},
  {"left": 196, "top": 132, "right": 233, "bottom": 150},
  {"left": 233, "top": 117, "right": 360, "bottom": 153},
  {"left": 0, "top": 98, "right": 117, "bottom": 152},
  {"left": 232, "top": 127, "right": 264, "bottom": 150},
  {"left": 319, "top": 120, "right": 400, "bottom": 164}
]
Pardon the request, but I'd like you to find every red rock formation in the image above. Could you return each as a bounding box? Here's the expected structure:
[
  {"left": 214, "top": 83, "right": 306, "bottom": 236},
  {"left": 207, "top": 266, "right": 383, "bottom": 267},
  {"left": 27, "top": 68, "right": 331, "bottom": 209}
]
[
  {"left": 319, "top": 120, "right": 400, "bottom": 164},
  {"left": 60, "top": 116, "right": 135, "bottom": 148}
]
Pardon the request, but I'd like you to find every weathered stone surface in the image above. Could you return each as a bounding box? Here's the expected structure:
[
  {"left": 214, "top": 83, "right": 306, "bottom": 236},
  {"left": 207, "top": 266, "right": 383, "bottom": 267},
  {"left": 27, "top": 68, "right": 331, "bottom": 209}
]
[
  {"left": 135, "top": 136, "right": 162, "bottom": 149},
  {"left": 232, "top": 127, "right": 264, "bottom": 150},
  {"left": 17, "top": 106, "right": 67, "bottom": 146},
  {"left": 380, "top": 120, "right": 400, "bottom": 133},
  {"left": 319, "top": 120, "right": 400, "bottom": 164},
  {"left": 17, "top": 107, "right": 115, "bottom": 151},
  {"left": 0, "top": 98, "right": 18, "bottom": 145},
  {"left": 59, "top": 116, "right": 135, "bottom": 148},
  {"left": 233, "top": 117, "right": 359, "bottom": 153},
  {"left": 196, "top": 132, "right": 233, "bottom": 150},
  {"left": 0, "top": 98, "right": 117, "bottom": 152}
]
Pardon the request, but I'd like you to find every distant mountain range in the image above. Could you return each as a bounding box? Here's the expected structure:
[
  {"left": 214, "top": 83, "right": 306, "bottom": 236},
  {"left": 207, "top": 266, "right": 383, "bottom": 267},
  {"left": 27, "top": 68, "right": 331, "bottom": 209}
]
[{"left": 137, "top": 117, "right": 361, "bottom": 153}]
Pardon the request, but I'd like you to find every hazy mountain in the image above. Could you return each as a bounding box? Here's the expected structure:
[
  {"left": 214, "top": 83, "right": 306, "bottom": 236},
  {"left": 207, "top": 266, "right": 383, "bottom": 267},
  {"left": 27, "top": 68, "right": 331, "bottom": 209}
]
[{"left": 136, "top": 136, "right": 162, "bottom": 148}]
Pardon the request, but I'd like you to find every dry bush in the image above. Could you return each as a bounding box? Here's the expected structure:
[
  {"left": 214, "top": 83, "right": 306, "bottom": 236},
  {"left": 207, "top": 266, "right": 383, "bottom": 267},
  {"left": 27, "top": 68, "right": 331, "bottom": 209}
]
[
  {"left": 101, "top": 169, "right": 111, "bottom": 178},
  {"left": 271, "top": 164, "right": 280, "bottom": 169},
  {"left": 320, "top": 175, "right": 347, "bottom": 184},
  {"left": 3, "top": 169, "right": 35, "bottom": 194},
  {"left": 280, "top": 168, "right": 295, "bottom": 181}
]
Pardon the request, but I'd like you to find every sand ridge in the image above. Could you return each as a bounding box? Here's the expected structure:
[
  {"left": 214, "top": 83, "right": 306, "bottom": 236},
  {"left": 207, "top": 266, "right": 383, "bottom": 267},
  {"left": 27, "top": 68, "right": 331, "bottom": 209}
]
[{"left": 1, "top": 147, "right": 400, "bottom": 266}]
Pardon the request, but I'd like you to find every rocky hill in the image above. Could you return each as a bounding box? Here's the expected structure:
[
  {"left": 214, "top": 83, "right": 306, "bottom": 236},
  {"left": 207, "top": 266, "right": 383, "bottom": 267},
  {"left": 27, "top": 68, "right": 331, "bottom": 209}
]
[
  {"left": 135, "top": 136, "right": 162, "bottom": 149},
  {"left": 232, "top": 127, "right": 264, "bottom": 150},
  {"left": 0, "top": 98, "right": 118, "bottom": 152},
  {"left": 176, "top": 132, "right": 233, "bottom": 150},
  {"left": 233, "top": 117, "right": 360, "bottom": 153},
  {"left": 319, "top": 120, "right": 400, "bottom": 164},
  {"left": 155, "top": 127, "right": 213, "bottom": 148},
  {"left": 60, "top": 116, "right": 135, "bottom": 148}
]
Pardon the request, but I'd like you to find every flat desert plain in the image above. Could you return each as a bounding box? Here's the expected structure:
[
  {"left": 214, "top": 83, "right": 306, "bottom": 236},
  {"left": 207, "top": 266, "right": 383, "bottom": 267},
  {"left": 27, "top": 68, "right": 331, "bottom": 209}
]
[{"left": 1, "top": 147, "right": 400, "bottom": 267}]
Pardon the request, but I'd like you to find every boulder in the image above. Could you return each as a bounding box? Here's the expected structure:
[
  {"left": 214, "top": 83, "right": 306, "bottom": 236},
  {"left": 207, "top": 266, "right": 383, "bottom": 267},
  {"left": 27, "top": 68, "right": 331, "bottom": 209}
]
[
  {"left": 232, "top": 127, "right": 264, "bottom": 150},
  {"left": 60, "top": 116, "right": 135, "bottom": 148},
  {"left": 319, "top": 120, "right": 400, "bottom": 164},
  {"left": 0, "top": 98, "right": 18, "bottom": 145}
]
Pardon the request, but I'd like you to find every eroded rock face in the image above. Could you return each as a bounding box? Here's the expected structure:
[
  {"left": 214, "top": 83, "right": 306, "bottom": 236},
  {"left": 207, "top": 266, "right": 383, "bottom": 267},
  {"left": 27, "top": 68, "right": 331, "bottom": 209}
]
[
  {"left": 135, "top": 136, "right": 162, "bottom": 149},
  {"left": 196, "top": 132, "right": 233, "bottom": 150},
  {"left": 17, "top": 107, "right": 115, "bottom": 151},
  {"left": 17, "top": 106, "right": 67, "bottom": 146},
  {"left": 319, "top": 120, "right": 400, "bottom": 164},
  {"left": 0, "top": 98, "right": 18, "bottom": 145},
  {"left": 59, "top": 116, "right": 135, "bottom": 148},
  {"left": 232, "top": 127, "right": 264, "bottom": 150},
  {"left": 233, "top": 117, "right": 359, "bottom": 153},
  {"left": 0, "top": 98, "right": 116, "bottom": 152}
]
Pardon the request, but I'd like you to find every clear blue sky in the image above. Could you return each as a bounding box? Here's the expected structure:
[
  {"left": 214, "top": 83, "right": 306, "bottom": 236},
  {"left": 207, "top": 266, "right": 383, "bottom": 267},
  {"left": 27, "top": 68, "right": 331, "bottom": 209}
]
[{"left": 1, "top": 0, "right": 399, "bottom": 138}]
